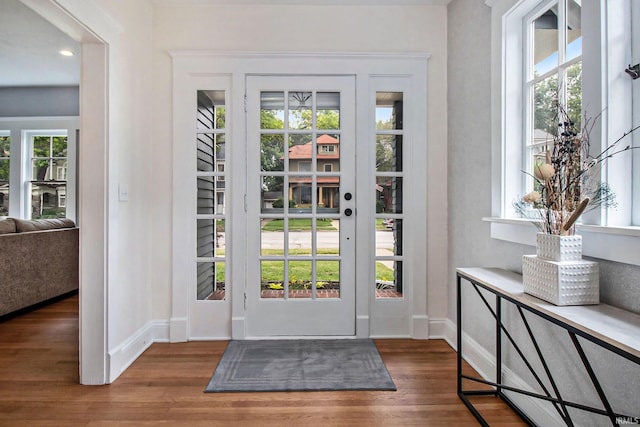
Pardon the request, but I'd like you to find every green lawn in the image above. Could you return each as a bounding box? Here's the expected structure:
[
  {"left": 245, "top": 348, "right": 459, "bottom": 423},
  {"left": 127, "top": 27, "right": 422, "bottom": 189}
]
[
  {"left": 261, "top": 218, "right": 336, "bottom": 231},
  {"left": 258, "top": 249, "right": 394, "bottom": 284},
  {"left": 210, "top": 249, "right": 395, "bottom": 286}
]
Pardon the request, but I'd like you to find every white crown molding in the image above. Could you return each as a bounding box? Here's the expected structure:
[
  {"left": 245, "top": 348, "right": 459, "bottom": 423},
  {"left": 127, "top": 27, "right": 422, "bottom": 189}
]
[{"left": 152, "top": 0, "right": 451, "bottom": 6}]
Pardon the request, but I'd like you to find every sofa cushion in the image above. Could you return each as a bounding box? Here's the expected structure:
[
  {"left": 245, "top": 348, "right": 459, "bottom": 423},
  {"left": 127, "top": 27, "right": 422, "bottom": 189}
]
[
  {"left": 0, "top": 218, "right": 17, "bottom": 234},
  {"left": 14, "top": 218, "right": 76, "bottom": 232}
]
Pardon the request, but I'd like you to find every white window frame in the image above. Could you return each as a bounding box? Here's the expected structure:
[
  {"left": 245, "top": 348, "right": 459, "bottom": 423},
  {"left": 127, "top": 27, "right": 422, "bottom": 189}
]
[
  {"left": 0, "top": 119, "right": 78, "bottom": 222},
  {"left": 0, "top": 131, "right": 9, "bottom": 218},
  {"left": 487, "top": 0, "right": 640, "bottom": 266},
  {"left": 27, "top": 131, "right": 69, "bottom": 219}
]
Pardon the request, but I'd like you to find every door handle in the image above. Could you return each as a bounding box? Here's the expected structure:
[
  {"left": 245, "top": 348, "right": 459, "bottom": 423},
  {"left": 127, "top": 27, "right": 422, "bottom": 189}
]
[{"left": 344, "top": 208, "right": 353, "bottom": 216}]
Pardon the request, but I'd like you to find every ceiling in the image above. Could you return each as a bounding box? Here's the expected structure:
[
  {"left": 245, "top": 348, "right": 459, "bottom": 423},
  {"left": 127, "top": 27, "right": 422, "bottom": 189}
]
[{"left": 0, "top": 0, "right": 80, "bottom": 87}]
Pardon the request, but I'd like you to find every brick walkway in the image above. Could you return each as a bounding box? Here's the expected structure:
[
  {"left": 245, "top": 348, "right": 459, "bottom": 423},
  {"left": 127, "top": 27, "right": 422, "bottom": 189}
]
[{"left": 208, "top": 288, "right": 402, "bottom": 300}]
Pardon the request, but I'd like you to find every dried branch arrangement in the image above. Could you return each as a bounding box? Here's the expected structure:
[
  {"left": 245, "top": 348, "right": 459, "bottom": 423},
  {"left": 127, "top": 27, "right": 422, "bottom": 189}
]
[{"left": 516, "top": 99, "right": 639, "bottom": 235}]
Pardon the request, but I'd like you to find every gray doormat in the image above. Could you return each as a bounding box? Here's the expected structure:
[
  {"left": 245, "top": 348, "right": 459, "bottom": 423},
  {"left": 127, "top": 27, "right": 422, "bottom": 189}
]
[{"left": 205, "top": 339, "right": 396, "bottom": 392}]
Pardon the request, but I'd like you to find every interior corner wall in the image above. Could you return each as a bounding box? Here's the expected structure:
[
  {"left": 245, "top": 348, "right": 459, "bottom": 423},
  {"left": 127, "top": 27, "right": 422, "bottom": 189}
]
[
  {"left": 89, "top": 0, "right": 155, "bottom": 382},
  {"left": 447, "top": 0, "right": 640, "bottom": 424},
  {"left": 0, "top": 86, "right": 79, "bottom": 117},
  {"left": 150, "top": 3, "right": 450, "bottom": 324}
]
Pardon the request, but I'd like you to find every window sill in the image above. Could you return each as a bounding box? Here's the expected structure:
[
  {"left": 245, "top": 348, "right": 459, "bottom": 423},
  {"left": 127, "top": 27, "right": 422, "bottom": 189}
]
[{"left": 483, "top": 217, "right": 640, "bottom": 267}]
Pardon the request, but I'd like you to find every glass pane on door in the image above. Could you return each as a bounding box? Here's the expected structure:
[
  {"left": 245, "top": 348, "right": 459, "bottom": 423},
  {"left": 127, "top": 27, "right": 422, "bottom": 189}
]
[{"left": 259, "top": 90, "right": 342, "bottom": 300}]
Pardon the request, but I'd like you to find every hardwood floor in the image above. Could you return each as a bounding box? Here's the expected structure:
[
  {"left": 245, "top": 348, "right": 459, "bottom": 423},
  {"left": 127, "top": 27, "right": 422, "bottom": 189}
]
[{"left": 0, "top": 295, "right": 527, "bottom": 426}]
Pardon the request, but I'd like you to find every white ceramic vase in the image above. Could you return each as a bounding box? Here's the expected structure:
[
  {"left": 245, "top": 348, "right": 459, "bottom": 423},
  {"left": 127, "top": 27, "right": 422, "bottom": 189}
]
[{"left": 523, "top": 233, "right": 599, "bottom": 306}]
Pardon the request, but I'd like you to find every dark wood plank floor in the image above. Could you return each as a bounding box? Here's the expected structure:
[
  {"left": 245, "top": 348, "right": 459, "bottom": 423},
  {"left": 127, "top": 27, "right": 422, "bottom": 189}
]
[{"left": 0, "top": 295, "right": 527, "bottom": 426}]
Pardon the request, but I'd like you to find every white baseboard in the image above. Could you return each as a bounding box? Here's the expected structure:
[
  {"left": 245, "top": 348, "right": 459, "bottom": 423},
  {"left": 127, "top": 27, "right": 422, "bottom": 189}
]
[
  {"left": 152, "top": 319, "right": 170, "bottom": 342},
  {"left": 169, "top": 316, "right": 188, "bottom": 342},
  {"left": 428, "top": 317, "right": 456, "bottom": 345},
  {"left": 108, "top": 321, "right": 155, "bottom": 383},
  {"left": 412, "top": 314, "right": 429, "bottom": 339}
]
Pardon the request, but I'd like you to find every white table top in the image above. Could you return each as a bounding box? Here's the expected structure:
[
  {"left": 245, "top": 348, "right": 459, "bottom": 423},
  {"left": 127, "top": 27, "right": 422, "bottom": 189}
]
[{"left": 456, "top": 267, "right": 640, "bottom": 361}]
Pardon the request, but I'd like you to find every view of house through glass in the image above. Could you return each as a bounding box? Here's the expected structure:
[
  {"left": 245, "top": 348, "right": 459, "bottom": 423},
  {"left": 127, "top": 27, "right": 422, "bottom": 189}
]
[
  {"left": 196, "top": 90, "right": 227, "bottom": 301},
  {"left": 259, "top": 90, "right": 344, "bottom": 299}
]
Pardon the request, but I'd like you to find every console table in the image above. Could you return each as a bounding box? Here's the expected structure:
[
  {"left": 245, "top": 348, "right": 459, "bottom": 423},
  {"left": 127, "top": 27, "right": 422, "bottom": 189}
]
[{"left": 456, "top": 267, "right": 640, "bottom": 427}]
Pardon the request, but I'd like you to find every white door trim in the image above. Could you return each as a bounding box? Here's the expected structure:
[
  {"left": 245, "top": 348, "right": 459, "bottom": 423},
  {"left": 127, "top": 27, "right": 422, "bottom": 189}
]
[{"left": 171, "top": 51, "right": 430, "bottom": 341}]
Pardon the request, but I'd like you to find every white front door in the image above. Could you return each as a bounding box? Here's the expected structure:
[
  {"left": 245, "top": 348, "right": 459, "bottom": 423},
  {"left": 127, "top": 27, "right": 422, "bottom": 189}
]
[{"left": 245, "top": 75, "right": 356, "bottom": 336}]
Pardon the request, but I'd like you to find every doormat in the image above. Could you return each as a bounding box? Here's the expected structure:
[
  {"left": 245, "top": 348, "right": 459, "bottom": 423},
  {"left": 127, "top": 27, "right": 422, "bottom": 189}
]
[{"left": 205, "top": 339, "right": 396, "bottom": 392}]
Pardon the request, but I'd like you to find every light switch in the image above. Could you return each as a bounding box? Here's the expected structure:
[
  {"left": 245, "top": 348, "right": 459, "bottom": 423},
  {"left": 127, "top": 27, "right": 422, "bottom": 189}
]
[{"left": 119, "top": 184, "right": 129, "bottom": 202}]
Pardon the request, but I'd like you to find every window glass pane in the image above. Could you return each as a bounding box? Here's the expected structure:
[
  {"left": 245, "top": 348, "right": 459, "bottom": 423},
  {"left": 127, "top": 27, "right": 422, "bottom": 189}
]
[
  {"left": 31, "top": 183, "right": 65, "bottom": 219},
  {"left": 376, "top": 135, "right": 403, "bottom": 172},
  {"left": 376, "top": 261, "right": 403, "bottom": 298},
  {"left": 565, "top": 0, "right": 582, "bottom": 62},
  {"left": 288, "top": 222, "right": 311, "bottom": 256},
  {"left": 32, "top": 159, "right": 50, "bottom": 181},
  {"left": 196, "top": 219, "right": 217, "bottom": 257},
  {"left": 289, "top": 178, "right": 312, "bottom": 208},
  {"left": 376, "top": 177, "right": 403, "bottom": 214},
  {"left": 288, "top": 260, "right": 312, "bottom": 299},
  {"left": 316, "top": 218, "right": 339, "bottom": 256},
  {"left": 215, "top": 220, "right": 225, "bottom": 257},
  {"left": 54, "top": 159, "right": 68, "bottom": 181},
  {"left": 261, "top": 221, "right": 284, "bottom": 256},
  {"left": 197, "top": 90, "right": 225, "bottom": 130},
  {"left": 533, "top": 74, "right": 559, "bottom": 137},
  {"left": 33, "top": 136, "right": 50, "bottom": 157},
  {"left": 533, "top": 6, "right": 559, "bottom": 76},
  {"left": 261, "top": 260, "right": 284, "bottom": 299},
  {"left": 0, "top": 136, "right": 8, "bottom": 215},
  {"left": 261, "top": 134, "right": 284, "bottom": 172},
  {"left": 261, "top": 92, "right": 285, "bottom": 130},
  {"left": 261, "top": 177, "right": 285, "bottom": 213},
  {"left": 0, "top": 135, "right": 9, "bottom": 182},
  {"left": 197, "top": 176, "right": 215, "bottom": 214},
  {"left": 317, "top": 134, "right": 340, "bottom": 172},
  {"left": 316, "top": 92, "right": 340, "bottom": 130},
  {"left": 197, "top": 134, "right": 215, "bottom": 172},
  {"left": 197, "top": 262, "right": 225, "bottom": 300},
  {"left": 316, "top": 260, "right": 340, "bottom": 298},
  {"left": 378, "top": 218, "right": 403, "bottom": 256},
  {"left": 376, "top": 92, "right": 403, "bottom": 130},
  {"left": 52, "top": 136, "right": 67, "bottom": 157},
  {"left": 288, "top": 92, "right": 312, "bottom": 130},
  {"left": 317, "top": 178, "right": 340, "bottom": 213}
]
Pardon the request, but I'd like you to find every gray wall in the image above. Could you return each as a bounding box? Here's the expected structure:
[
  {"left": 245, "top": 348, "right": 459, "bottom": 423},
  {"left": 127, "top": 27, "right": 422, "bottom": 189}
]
[
  {"left": 447, "top": 0, "right": 640, "bottom": 425},
  {"left": 0, "top": 86, "right": 79, "bottom": 117}
]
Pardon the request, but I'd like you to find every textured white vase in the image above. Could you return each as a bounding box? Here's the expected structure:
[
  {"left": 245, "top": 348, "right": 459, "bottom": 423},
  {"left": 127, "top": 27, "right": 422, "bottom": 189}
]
[
  {"left": 536, "top": 233, "right": 582, "bottom": 262},
  {"left": 523, "top": 233, "right": 599, "bottom": 306}
]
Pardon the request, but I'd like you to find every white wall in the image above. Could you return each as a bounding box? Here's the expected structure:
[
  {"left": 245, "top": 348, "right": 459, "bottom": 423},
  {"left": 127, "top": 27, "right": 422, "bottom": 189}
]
[
  {"left": 89, "top": 0, "right": 154, "bottom": 381},
  {"left": 150, "top": 4, "right": 450, "bottom": 324}
]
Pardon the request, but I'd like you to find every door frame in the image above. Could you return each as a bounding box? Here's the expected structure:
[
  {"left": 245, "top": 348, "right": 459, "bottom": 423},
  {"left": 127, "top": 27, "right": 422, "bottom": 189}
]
[{"left": 171, "top": 51, "right": 429, "bottom": 341}]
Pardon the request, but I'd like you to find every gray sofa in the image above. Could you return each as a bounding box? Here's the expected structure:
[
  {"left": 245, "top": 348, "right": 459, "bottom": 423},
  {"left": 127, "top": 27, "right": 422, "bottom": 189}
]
[{"left": 0, "top": 217, "right": 78, "bottom": 317}]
